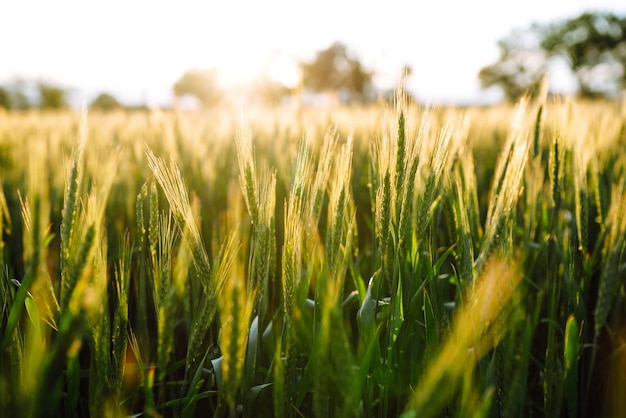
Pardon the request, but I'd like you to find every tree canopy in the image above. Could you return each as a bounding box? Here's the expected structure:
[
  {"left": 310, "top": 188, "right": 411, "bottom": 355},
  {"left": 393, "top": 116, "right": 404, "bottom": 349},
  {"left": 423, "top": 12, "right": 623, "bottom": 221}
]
[
  {"left": 0, "top": 87, "right": 11, "bottom": 110},
  {"left": 300, "top": 42, "right": 374, "bottom": 103},
  {"left": 173, "top": 69, "right": 222, "bottom": 109},
  {"left": 479, "top": 30, "right": 547, "bottom": 101},
  {"left": 480, "top": 12, "right": 626, "bottom": 101},
  {"left": 0, "top": 81, "right": 69, "bottom": 110},
  {"left": 38, "top": 83, "right": 68, "bottom": 109},
  {"left": 90, "top": 92, "right": 122, "bottom": 111},
  {"left": 250, "top": 76, "right": 293, "bottom": 106},
  {"left": 539, "top": 12, "right": 626, "bottom": 97},
  {"left": 0, "top": 81, "right": 33, "bottom": 110}
]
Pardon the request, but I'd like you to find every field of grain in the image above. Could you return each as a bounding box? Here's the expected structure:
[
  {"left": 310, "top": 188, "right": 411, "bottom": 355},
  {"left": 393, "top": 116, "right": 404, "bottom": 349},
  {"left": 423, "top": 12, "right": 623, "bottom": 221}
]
[{"left": 0, "top": 92, "right": 625, "bottom": 417}]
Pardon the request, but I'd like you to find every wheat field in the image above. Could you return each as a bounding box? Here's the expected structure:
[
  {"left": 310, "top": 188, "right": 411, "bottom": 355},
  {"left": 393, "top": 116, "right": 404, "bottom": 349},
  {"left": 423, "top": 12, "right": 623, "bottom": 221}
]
[{"left": 0, "top": 92, "right": 625, "bottom": 417}]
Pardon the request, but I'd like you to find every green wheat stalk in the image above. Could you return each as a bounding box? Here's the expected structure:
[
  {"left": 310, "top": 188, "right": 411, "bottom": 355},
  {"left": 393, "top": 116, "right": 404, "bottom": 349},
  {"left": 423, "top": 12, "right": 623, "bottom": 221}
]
[
  {"left": 397, "top": 108, "right": 428, "bottom": 253},
  {"left": 60, "top": 106, "right": 88, "bottom": 311},
  {"left": 235, "top": 118, "right": 259, "bottom": 226},
  {"left": 415, "top": 124, "right": 455, "bottom": 243},
  {"left": 155, "top": 212, "right": 178, "bottom": 382},
  {"left": 310, "top": 127, "right": 340, "bottom": 224},
  {"left": 146, "top": 148, "right": 218, "bottom": 387},
  {"left": 112, "top": 233, "right": 131, "bottom": 399},
  {"left": 213, "top": 233, "right": 246, "bottom": 412},
  {"left": 146, "top": 148, "right": 212, "bottom": 288},
  {"left": 476, "top": 102, "right": 531, "bottom": 272}
]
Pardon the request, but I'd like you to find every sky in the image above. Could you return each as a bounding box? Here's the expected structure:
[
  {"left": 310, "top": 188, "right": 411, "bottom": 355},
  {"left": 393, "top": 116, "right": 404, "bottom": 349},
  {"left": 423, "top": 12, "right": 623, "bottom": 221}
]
[{"left": 1, "top": 0, "right": 626, "bottom": 106}]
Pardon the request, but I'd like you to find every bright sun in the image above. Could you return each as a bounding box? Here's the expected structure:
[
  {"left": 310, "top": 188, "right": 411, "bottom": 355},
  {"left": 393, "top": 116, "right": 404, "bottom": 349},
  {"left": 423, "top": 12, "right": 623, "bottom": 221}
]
[
  {"left": 266, "top": 53, "right": 301, "bottom": 88},
  {"left": 213, "top": 51, "right": 301, "bottom": 91}
]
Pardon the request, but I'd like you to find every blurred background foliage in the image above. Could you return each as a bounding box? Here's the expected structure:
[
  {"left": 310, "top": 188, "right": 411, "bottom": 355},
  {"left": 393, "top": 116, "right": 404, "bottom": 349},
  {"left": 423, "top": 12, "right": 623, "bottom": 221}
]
[
  {"left": 1, "top": 10, "right": 622, "bottom": 112},
  {"left": 480, "top": 11, "right": 626, "bottom": 101}
]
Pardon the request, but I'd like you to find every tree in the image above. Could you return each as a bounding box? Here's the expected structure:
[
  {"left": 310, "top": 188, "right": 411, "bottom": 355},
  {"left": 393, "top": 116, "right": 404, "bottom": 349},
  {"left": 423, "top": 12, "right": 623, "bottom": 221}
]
[
  {"left": 90, "top": 93, "right": 122, "bottom": 111},
  {"left": 539, "top": 12, "right": 626, "bottom": 97},
  {"left": 479, "top": 30, "right": 547, "bottom": 101},
  {"left": 343, "top": 58, "right": 373, "bottom": 102},
  {"left": 0, "top": 87, "right": 10, "bottom": 109},
  {"left": 251, "top": 76, "right": 293, "bottom": 106},
  {"left": 9, "top": 83, "right": 31, "bottom": 110},
  {"left": 173, "top": 69, "right": 222, "bottom": 109},
  {"left": 0, "top": 81, "right": 32, "bottom": 110},
  {"left": 480, "top": 12, "right": 626, "bottom": 101},
  {"left": 300, "top": 42, "right": 374, "bottom": 103},
  {"left": 38, "top": 83, "right": 68, "bottom": 109}
]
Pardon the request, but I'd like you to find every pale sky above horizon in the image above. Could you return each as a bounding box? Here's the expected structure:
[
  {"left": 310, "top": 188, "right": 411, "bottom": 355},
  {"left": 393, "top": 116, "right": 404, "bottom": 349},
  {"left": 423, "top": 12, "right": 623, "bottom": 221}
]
[{"left": 1, "top": 0, "right": 625, "bottom": 106}]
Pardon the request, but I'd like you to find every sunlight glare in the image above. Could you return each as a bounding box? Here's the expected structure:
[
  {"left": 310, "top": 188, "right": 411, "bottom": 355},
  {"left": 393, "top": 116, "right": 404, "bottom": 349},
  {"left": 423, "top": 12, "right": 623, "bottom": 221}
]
[
  {"left": 216, "top": 56, "right": 264, "bottom": 89},
  {"left": 266, "top": 54, "right": 301, "bottom": 88}
]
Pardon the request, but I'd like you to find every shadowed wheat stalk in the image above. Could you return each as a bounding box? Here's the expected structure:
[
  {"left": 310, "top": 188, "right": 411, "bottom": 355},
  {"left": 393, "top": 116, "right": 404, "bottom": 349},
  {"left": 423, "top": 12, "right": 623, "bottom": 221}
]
[{"left": 404, "top": 257, "right": 523, "bottom": 418}]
